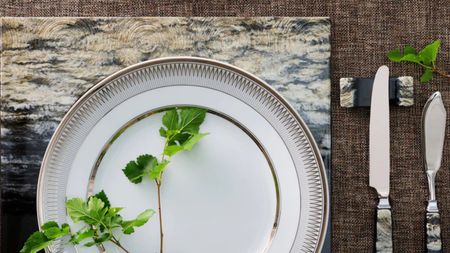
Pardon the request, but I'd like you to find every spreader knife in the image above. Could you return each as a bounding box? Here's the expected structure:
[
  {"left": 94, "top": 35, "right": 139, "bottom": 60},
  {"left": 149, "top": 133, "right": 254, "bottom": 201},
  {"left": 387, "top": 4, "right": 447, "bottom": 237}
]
[
  {"left": 422, "top": 92, "right": 446, "bottom": 253},
  {"left": 369, "top": 66, "right": 392, "bottom": 253}
]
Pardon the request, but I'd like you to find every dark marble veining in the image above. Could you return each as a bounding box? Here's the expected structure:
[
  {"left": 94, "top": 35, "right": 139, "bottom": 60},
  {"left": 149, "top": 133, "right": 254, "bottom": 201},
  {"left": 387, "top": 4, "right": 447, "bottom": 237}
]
[
  {"left": 1, "top": 17, "right": 331, "bottom": 252},
  {"left": 426, "top": 212, "right": 442, "bottom": 253},
  {"left": 376, "top": 209, "right": 393, "bottom": 253}
]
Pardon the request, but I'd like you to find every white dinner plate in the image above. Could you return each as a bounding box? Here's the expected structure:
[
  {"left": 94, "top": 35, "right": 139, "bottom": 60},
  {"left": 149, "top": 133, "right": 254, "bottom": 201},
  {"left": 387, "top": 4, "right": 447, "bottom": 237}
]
[{"left": 37, "top": 57, "right": 328, "bottom": 253}]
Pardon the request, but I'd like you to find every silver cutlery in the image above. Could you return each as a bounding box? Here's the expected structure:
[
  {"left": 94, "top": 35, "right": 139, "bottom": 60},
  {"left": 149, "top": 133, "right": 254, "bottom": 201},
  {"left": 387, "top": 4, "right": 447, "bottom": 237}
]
[
  {"left": 422, "top": 91, "right": 447, "bottom": 253},
  {"left": 369, "top": 65, "right": 393, "bottom": 253}
]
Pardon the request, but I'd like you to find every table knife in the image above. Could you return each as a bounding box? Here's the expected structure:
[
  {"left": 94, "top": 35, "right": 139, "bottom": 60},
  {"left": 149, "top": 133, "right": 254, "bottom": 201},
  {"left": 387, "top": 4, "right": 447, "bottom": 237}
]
[
  {"left": 422, "top": 91, "right": 447, "bottom": 253},
  {"left": 369, "top": 66, "right": 392, "bottom": 253}
]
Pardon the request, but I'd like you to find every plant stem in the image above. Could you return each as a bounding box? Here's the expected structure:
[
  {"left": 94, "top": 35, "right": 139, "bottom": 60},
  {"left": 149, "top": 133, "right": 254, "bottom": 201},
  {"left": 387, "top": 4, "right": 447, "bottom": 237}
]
[
  {"left": 433, "top": 67, "right": 450, "bottom": 79},
  {"left": 156, "top": 180, "right": 164, "bottom": 253},
  {"left": 155, "top": 138, "right": 169, "bottom": 253},
  {"left": 110, "top": 237, "right": 130, "bottom": 253}
]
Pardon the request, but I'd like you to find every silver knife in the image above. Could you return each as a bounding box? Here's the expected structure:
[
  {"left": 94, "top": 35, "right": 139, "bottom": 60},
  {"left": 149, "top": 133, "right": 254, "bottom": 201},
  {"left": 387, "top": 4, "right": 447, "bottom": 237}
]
[
  {"left": 422, "top": 91, "right": 446, "bottom": 253},
  {"left": 369, "top": 65, "right": 392, "bottom": 253}
]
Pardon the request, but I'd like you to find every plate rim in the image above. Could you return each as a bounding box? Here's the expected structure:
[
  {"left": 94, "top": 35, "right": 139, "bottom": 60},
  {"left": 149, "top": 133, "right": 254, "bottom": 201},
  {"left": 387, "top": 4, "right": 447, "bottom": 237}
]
[{"left": 37, "top": 56, "right": 329, "bottom": 252}]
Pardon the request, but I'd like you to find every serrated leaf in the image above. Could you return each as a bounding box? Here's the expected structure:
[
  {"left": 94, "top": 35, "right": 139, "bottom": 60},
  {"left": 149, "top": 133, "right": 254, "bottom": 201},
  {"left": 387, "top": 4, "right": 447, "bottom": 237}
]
[
  {"left": 159, "top": 127, "right": 167, "bottom": 137},
  {"left": 94, "top": 232, "right": 111, "bottom": 244},
  {"left": 92, "top": 190, "right": 110, "bottom": 208},
  {"left": 41, "top": 221, "right": 58, "bottom": 230},
  {"left": 121, "top": 209, "right": 155, "bottom": 234},
  {"left": 107, "top": 207, "right": 124, "bottom": 216},
  {"left": 103, "top": 207, "right": 123, "bottom": 228},
  {"left": 43, "top": 223, "right": 70, "bottom": 239},
  {"left": 66, "top": 197, "right": 106, "bottom": 225},
  {"left": 182, "top": 133, "right": 208, "bottom": 151},
  {"left": 403, "top": 45, "right": 416, "bottom": 55},
  {"left": 169, "top": 133, "right": 191, "bottom": 146},
  {"left": 149, "top": 160, "right": 170, "bottom": 180},
  {"left": 388, "top": 47, "right": 423, "bottom": 64},
  {"left": 21, "top": 221, "right": 71, "bottom": 253},
  {"left": 122, "top": 154, "right": 158, "bottom": 184},
  {"left": 179, "top": 108, "right": 207, "bottom": 135},
  {"left": 163, "top": 133, "right": 208, "bottom": 157},
  {"left": 87, "top": 197, "right": 107, "bottom": 223},
  {"left": 420, "top": 68, "right": 434, "bottom": 83},
  {"left": 70, "top": 227, "right": 95, "bottom": 244},
  {"left": 399, "top": 53, "right": 421, "bottom": 63},
  {"left": 162, "top": 109, "right": 179, "bottom": 131},
  {"left": 163, "top": 145, "right": 185, "bottom": 156},
  {"left": 387, "top": 49, "right": 402, "bottom": 62},
  {"left": 418, "top": 40, "right": 441, "bottom": 66},
  {"left": 66, "top": 198, "right": 90, "bottom": 223},
  {"left": 20, "top": 231, "right": 53, "bottom": 253}
]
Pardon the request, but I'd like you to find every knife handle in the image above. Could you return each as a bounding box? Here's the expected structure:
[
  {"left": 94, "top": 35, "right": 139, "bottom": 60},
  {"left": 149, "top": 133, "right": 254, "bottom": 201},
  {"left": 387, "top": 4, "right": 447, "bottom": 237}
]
[
  {"left": 426, "top": 212, "right": 442, "bottom": 253},
  {"left": 376, "top": 197, "right": 393, "bottom": 253}
]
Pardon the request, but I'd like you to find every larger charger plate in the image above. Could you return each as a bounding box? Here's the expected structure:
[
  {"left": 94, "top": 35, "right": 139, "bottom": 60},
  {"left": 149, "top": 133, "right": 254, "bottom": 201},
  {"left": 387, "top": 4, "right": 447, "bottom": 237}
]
[{"left": 37, "top": 57, "right": 329, "bottom": 253}]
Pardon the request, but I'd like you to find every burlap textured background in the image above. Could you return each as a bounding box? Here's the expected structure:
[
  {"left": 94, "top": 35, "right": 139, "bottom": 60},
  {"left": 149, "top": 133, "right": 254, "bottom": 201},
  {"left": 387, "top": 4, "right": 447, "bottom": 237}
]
[{"left": 1, "top": 1, "right": 449, "bottom": 252}]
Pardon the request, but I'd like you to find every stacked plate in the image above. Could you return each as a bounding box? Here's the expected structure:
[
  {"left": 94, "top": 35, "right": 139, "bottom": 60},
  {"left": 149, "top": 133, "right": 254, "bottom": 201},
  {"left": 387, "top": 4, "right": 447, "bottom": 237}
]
[{"left": 37, "top": 57, "right": 329, "bottom": 253}]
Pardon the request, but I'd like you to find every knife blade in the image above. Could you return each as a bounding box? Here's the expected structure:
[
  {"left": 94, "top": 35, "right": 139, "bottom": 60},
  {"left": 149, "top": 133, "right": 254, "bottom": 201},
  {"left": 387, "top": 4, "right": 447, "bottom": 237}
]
[
  {"left": 369, "top": 65, "right": 392, "bottom": 253},
  {"left": 422, "top": 91, "right": 446, "bottom": 253}
]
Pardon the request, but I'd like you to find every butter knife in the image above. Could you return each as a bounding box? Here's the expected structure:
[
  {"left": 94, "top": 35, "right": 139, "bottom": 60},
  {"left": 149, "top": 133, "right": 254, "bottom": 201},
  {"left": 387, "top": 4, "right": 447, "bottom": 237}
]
[
  {"left": 369, "top": 66, "right": 392, "bottom": 253},
  {"left": 422, "top": 92, "right": 447, "bottom": 253}
]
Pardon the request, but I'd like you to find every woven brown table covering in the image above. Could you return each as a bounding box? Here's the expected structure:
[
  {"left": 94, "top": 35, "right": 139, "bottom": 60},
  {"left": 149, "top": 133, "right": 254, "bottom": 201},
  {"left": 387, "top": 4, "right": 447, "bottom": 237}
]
[{"left": 2, "top": 1, "right": 450, "bottom": 252}]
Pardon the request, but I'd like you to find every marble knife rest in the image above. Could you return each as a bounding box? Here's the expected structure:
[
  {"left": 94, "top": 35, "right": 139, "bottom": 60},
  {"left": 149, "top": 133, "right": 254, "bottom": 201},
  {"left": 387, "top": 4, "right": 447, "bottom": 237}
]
[{"left": 340, "top": 76, "right": 414, "bottom": 108}]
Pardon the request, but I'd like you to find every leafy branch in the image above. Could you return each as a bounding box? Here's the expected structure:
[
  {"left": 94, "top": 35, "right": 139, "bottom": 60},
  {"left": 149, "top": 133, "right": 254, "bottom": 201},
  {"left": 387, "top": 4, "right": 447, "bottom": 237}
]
[
  {"left": 122, "top": 107, "right": 208, "bottom": 253},
  {"left": 388, "top": 39, "right": 450, "bottom": 83},
  {"left": 21, "top": 190, "right": 154, "bottom": 253}
]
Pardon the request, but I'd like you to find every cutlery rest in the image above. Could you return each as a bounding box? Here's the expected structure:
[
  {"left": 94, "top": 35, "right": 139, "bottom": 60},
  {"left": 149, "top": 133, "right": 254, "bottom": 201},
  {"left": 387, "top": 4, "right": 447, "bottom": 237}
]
[{"left": 340, "top": 76, "right": 413, "bottom": 107}]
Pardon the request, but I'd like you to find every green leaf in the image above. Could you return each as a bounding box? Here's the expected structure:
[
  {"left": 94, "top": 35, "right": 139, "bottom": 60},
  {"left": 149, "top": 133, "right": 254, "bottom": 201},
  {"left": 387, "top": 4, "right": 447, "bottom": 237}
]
[
  {"left": 43, "top": 223, "right": 70, "bottom": 239},
  {"left": 399, "top": 53, "right": 421, "bottom": 64},
  {"left": 159, "top": 127, "right": 167, "bottom": 137},
  {"left": 163, "top": 145, "right": 185, "bottom": 156},
  {"left": 40, "top": 221, "right": 58, "bottom": 230},
  {"left": 182, "top": 133, "right": 208, "bottom": 151},
  {"left": 20, "top": 231, "right": 53, "bottom": 253},
  {"left": 21, "top": 222, "right": 71, "bottom": 253},
  {"left": 94, "top": 232, "right": 111, "bottom": 244},
  {"left": 70, "top": 227, "right": 95, "bottom": 244},
  {"left": 387, "top": 49, "right": 403, "bottom": 62},
  {"left": 122, "top": 154, "right": 158, "bottom": 184},
  {"left": 149, "top": 160, "right": 170, "bottom": 180},
  {"left": 169, "top": 133, "right": 191, "bottom": 146},
  {"left": 66, "top": 198, "right": 89, "bottom": 223},
  {"left": 418, "top": 40, "right": 441, "bottom": 66},
  {"left": 179, "top": 108, "right": 207, "bottom": 135},
  {"left": 66, "top": 197, "right": 107, "bottom": 225},
  {"left": 163, "top": 133, "right": 208, "bottom": 157},
  {"left": 420, "top": 68, "right": 434, "bottom": 83},
  {"left": 403, "top": 45, "right": 416, "bottom": 55},
  {"left": 162, "top": 109, "right": 179, "bottom": 132},
  {"left": 92, "top": 190, "right": 110, "bottom": 208},
  {"left": 87, "top": 197, "right": 107, "bottom": 223},
  {"left": 84, "top": 241, "right": 97, "bottom": 247},
  {"left": 121, "top": 209, "right": 155, "bottom": 234}
]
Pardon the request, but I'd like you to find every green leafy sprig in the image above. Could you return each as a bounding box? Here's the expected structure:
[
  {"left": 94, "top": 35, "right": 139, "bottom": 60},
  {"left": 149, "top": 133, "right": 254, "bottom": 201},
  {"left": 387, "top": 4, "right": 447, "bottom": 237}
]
[
  {"left": 21, "top": 190, "right": 154, "bottom": 253},
  {"left": 122, "top": 107, "right": 208, "bottom": 253},
  {"left": 388, "top": 39, "right": 450, "bottom": 83}
]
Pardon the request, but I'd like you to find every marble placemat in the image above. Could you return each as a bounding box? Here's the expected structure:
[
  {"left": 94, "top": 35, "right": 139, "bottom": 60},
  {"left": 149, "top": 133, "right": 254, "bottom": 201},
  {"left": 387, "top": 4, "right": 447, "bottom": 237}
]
[{"left": 0, "top": 17, "right": 331, "bottom": 251}]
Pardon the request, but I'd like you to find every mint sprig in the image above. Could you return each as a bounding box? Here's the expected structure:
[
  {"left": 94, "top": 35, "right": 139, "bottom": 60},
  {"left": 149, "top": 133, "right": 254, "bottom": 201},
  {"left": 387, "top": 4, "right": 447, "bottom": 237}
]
[
  {"left": 388, "top": 40, "right": 450, "bottom": 83},
  {"left": 122, "top": 107, "right": 208, "bottom": 253}
]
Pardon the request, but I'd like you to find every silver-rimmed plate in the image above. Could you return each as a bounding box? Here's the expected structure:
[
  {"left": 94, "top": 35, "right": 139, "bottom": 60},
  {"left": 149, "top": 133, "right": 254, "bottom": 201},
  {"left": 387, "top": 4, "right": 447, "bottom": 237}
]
[{"left": 37, "top": 57, "right": 328, "bottom": 253}]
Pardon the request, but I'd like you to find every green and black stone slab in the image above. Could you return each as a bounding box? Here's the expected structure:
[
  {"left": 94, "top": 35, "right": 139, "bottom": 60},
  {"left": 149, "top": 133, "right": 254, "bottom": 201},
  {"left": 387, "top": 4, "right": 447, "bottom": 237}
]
[{"left": 1, "top": 17, "right": 331, "bottom": 252}]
